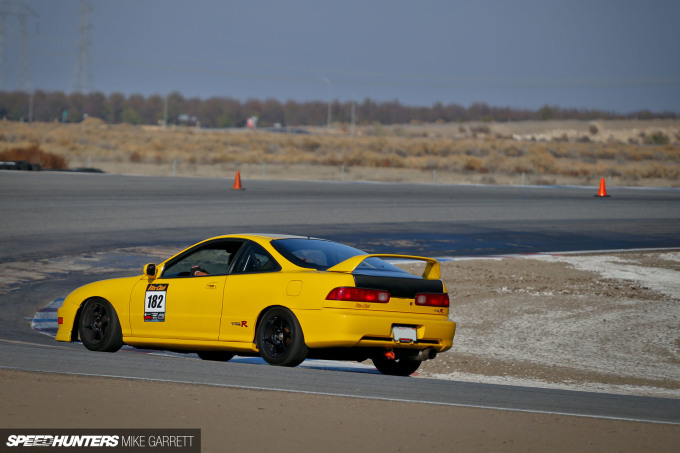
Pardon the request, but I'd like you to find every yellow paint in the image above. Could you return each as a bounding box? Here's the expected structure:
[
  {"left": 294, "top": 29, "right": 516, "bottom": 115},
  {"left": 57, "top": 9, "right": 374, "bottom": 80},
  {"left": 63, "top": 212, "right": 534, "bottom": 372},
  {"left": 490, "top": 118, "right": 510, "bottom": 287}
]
[{"left": 56, "top": 234, "right": 455, "bottom": 355}]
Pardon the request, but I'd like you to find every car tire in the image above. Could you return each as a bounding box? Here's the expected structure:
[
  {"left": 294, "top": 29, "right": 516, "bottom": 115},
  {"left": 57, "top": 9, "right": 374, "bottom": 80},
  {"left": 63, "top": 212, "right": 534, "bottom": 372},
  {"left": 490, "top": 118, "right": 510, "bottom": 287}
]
[
  {"left": 256, "top": 307, "right": 307, "bottom": 367},
  {"left": 197, "top": 351, "right": 235, "bottom": 362},
  {"left": 372, "top": 353, "right": 421, "bottom": 376},
  {"left": 78, "top": 298, "right": 123, "bottom": 352}
]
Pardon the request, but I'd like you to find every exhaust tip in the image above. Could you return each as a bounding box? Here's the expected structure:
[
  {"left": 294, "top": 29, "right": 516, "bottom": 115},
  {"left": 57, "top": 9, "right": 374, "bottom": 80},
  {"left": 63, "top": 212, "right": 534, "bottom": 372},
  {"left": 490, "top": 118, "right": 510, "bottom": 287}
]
[{"left": 416, "top": 348, "right": 437, "bottom": 361}]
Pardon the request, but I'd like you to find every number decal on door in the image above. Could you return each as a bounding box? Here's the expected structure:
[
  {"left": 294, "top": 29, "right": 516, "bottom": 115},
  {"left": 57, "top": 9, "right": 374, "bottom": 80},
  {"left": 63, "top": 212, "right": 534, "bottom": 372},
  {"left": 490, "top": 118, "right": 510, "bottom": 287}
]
[{"left": 144, "top": 283, "right": 168, "bottom": 322}]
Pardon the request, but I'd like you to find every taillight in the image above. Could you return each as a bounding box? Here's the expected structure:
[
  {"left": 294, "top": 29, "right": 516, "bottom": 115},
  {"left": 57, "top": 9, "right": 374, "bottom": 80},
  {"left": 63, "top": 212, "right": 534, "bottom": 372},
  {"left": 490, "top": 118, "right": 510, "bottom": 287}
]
[
  {"left": 414, "top": 293, "right": 449, "bottom": 307},
  {"left": 326, "top": 287, "right": 390, "bottom": 303},
  {"left": 58, "top": 317, "right": 63, "bottom": 325}
]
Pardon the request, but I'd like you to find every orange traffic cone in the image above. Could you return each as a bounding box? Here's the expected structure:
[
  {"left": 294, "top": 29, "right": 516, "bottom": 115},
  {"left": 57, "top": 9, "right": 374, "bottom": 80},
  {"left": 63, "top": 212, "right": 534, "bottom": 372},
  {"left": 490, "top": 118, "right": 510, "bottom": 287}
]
[
  {"left": 232, "top": 171, "right": 244, "bottom": 190},
  {"left": 594, "top": 177, "right": 610, "bottom": 197}
]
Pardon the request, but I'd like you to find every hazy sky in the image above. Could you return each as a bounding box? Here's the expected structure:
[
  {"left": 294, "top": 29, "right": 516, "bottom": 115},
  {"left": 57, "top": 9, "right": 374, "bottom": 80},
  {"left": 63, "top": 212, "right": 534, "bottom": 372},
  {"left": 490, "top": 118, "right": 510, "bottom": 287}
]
[{"left": 3, "top": 0, "right": 679, "bottom": 113}]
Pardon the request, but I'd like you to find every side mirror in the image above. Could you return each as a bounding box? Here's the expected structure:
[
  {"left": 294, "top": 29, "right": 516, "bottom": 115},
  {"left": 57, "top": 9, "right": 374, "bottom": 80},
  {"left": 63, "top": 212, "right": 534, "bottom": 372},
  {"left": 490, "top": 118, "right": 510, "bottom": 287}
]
[{"left": 143, "top": 263, "right": 157, "bottom": 278}]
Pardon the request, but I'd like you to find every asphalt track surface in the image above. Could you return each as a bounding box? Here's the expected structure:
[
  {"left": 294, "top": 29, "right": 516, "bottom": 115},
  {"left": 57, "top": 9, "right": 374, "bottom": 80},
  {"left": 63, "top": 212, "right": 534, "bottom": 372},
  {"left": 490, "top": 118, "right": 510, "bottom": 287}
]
[{"left": 1, "top": 171, "right": 680, "bottom": 426}]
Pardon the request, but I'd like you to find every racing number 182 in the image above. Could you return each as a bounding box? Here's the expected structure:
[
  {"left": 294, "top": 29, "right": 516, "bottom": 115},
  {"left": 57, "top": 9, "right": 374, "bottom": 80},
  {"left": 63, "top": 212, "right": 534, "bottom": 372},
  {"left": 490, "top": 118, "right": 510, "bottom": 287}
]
[{"left": 147, "top": 294, "right": 164, "bottom": 309}]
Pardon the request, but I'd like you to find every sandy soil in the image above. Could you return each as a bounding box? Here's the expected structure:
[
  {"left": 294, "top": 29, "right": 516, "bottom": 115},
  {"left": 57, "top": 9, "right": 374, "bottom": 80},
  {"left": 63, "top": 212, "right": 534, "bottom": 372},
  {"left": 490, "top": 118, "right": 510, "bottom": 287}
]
[
  {"left": 418, "top": 251, "right": 680, "bottom": 398},
  {"left": 4, "top": 118, "right": 679, "bottom": 187},
  {"left": 2, "top": 249, "right": 679, "bottom": 451},
  {"left": 2, "top": 248, "right": 678, "bottom": 399},
  {"left": 1, "top": 369, "right": 678, "bottom": 453}
]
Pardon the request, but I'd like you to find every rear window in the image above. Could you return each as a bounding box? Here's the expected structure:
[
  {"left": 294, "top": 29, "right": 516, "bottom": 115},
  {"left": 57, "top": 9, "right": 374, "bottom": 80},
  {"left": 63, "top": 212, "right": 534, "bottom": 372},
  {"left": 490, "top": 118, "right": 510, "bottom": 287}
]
[
  {"left": 272, "top": 238, "right": 363, "bottom": 270},
  {"left": 271, "top": 238, "right": 419, "bottom": 278}
]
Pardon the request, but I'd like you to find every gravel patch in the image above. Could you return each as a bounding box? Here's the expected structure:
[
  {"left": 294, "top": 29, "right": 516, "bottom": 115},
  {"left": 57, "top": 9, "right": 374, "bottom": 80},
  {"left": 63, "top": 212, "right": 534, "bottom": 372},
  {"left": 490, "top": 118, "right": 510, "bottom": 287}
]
[{"left": 418, "top": 251, "right": 680, "bottom": 398}]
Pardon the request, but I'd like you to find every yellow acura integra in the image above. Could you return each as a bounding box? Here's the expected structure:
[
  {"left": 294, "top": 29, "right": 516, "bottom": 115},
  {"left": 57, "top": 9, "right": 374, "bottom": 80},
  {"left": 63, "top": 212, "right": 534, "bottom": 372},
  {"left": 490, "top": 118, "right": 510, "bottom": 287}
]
[{"left": 56, "top": 234, "right": 455, "bottom": 376}]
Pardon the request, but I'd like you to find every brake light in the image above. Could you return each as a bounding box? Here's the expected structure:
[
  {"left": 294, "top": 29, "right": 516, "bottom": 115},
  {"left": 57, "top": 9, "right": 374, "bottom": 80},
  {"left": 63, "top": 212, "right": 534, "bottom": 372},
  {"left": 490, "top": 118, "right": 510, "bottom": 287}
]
[
  {"left": 414, "top": 293, "right": 449, "bottom": 307},
  {"left": 326, "top": 287, "right": 390, "bottom": 303},
  {"left": 58, "top": 317, "right": 63, "bottom": 325}
]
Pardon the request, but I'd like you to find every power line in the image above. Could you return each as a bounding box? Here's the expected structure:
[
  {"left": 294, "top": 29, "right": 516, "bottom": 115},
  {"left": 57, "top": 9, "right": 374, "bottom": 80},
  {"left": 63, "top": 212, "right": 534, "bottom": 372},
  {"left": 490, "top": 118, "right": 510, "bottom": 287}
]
[
  {"left": 71, "top": 0, "right": 92, "bottom": 92},
  {"left": 0, "top": 0, "right": 38, "bottom": 91}
]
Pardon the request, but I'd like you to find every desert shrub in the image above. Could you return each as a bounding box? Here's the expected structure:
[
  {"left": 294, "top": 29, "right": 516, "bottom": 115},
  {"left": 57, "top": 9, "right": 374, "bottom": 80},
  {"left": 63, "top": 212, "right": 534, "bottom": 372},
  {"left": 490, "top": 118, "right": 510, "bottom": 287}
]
[
  {"left": 463, "top": 156, "right": 487, "bottom": 173},
  {"left": 644, "top": 131, "right": 670, "bottom": 145},
  {"left": 529, "top": 149, "right": 558, "bottom": 174},
  {"left": 547, "top": 147, "right": 569, "bottom": 158},
  {"left": 0, "top": 144, "right": 68, "bottom": 169},
  {"left": 301, "top": 136, "right": 321, "bottom": 151},
  {"left": 595, "top": 148, "right": 617, "bottom": 160},
  {"left": 470, "top": 124, "right": 491, "bottom": 135},
  {"left": 503, "top": 146, "right": 527, "bottom": 157},
  {"left": 465, "top": 148, "right": 489, "bottom": 157},
  {"left": 149, "top": 140, "right": 166, "bottom": 151}
]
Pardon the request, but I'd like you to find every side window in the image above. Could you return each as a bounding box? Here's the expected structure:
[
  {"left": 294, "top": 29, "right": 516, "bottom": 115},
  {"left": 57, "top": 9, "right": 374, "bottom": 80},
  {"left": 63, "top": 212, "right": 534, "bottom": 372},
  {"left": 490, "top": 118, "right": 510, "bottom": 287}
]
[
  {"left": 232, "top": 243, "right": 281, "bottom": 274},
  {"left": 161, "top": 241, "right": 243, "bottom": 278}
]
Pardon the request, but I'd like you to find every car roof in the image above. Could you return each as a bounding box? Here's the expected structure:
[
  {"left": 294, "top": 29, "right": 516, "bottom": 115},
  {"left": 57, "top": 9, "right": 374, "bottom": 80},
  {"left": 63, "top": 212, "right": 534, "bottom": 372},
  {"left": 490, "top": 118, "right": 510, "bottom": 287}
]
[{"left": 214, "top": 233, "right": 323, "bottom": 241}]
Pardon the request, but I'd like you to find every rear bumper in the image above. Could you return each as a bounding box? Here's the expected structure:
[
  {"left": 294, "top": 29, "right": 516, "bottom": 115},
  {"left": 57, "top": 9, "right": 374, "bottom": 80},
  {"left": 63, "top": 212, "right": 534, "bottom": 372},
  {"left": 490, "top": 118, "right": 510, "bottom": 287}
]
[{"left": 295, "top": 308, "right": 455, "bottom": 351}]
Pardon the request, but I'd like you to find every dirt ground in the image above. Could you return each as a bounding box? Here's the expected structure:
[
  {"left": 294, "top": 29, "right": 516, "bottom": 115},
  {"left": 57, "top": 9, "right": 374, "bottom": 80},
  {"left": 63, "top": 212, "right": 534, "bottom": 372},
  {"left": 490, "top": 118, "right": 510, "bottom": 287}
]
[
  {"left": 1, "top": 250, "right": 679, "bottom": 451},
  {"left": 1, "top": 369, "right": 678, "bottom": 453},
  {"left": 1, "top": 249, "right": 678, "bottom": 399},
  {"left": 3, "top": 118, "right": 679, "bottom": 187},
  {"left": 419, "top": 251, "right": 680, "bottom": 398}
]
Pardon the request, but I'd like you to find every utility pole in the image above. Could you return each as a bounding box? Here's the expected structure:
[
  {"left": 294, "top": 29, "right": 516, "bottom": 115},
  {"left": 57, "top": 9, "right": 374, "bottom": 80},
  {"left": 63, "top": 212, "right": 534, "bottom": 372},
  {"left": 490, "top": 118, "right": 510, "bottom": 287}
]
[
  {"left": 320, "top": 77, "right": 332, "bottom": 129},
  {"left": 0, "top": 0, "right": 6, "bottom": 89},
  {"left": 72, "top": 0, "right": 92, "bottom": 92},
  {"left": 0, "top": 0, "right": 38, "bottom": 91},
  {"left": 350, "top": 94, "right": 356, "bottom": 137}
]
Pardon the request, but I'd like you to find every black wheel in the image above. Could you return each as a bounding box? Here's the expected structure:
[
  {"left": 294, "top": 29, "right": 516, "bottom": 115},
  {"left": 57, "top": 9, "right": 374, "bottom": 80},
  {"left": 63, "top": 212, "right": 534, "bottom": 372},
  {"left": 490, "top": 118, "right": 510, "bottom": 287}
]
[
  {"left": 78, "top": 298, "right": 123, "bottom": 352},
  {"left": 256, "top": 307, "right": 307, "bottom": 367},
  {"left": 197, "top": 351, "right": 235, "bottom": 362},
  {"left": 372, "top": 353, "right": 421, "bottom": 376}
]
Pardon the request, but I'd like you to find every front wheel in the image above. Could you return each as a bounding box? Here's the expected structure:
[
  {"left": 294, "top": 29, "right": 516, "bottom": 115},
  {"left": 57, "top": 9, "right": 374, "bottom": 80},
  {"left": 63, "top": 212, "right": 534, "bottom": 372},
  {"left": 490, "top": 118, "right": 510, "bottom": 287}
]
[
  {"left": 256, "top": 307, "right": 307, "bottom": 367},
  {"left": 372, "top": 353, "right": 421, "bottom": 376},
  {"left": 78, "top": 298, "right": 123, "bottom": 352}
]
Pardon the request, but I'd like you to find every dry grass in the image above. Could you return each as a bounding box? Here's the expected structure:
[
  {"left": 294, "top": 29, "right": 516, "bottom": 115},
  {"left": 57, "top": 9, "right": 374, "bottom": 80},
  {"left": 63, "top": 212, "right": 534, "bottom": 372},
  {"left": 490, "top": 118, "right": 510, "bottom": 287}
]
[
  {"left": 0, "top": 144, "right": 68, "bottom": 169},
  {"left": 1, "top": 118, "right": 679, "bottom": 187}
]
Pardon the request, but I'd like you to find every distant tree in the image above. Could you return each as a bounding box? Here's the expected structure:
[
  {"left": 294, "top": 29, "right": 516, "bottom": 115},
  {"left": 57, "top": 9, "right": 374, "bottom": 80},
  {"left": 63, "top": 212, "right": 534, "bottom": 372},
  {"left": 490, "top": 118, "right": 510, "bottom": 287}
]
[
  {"left": 121, "top": 106, "right": 142, "bottom": 124},
  {"left": 143, "top": 95, "right": 165, "bottom": 124},
  {"left": 0, "top": 89, "right": 676, "bottom": 127},
  {"left": 260, "top": 98, "right": 285, "bottom": 126},
  {"left": 538, "top": 105, "right": 555, "bottom": 121},
  {"left": 67, "top": 92, "right": 85, "bottom": 122},
  {"left": 83, "top": 92, "right": 107, "bottom": 120},
  {"left": 106, "top": 92, "right": 126, "bottom": 123},
  {"left": 46, "top": 91, "right": 69, "bottom": 122},
  {"left": 165, "top": 92, "right": 185, "bottom": 125}
]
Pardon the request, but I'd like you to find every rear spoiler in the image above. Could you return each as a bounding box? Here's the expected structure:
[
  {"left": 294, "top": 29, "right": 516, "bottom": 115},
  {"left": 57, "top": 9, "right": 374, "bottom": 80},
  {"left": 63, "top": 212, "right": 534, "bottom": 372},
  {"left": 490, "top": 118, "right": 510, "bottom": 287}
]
[{"left": 327, "top": 254, "right": 441, "bottom": 280}]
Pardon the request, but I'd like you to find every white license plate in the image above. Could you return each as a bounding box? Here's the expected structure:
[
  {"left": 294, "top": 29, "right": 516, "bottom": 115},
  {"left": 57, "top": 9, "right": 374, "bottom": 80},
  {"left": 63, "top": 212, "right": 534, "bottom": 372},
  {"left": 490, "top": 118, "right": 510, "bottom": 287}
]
[{"left": 392, "top": 325, "right": 417, "bottom": 344}]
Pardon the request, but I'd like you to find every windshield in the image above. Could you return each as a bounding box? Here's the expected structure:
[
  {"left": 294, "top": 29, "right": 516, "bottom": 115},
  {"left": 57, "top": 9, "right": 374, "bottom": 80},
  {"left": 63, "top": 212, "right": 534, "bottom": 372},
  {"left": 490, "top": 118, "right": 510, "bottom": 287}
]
[{"left": 271, "top": 238, "right": 417, "bottom": 278}]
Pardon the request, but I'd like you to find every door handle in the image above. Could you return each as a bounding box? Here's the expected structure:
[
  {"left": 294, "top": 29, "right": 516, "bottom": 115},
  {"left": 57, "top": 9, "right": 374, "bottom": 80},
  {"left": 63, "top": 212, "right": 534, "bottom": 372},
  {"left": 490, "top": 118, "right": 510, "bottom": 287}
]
[{"left": 205, "top": 282, "right": 219, "bottom": 289}]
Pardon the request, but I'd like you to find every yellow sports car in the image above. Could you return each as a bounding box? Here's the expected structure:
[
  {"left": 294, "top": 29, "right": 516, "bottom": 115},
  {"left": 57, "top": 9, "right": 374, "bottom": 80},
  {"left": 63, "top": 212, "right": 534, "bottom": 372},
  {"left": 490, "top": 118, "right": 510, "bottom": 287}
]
[{"left": 56, "top": 234, "right": 455, "bottom": 376}]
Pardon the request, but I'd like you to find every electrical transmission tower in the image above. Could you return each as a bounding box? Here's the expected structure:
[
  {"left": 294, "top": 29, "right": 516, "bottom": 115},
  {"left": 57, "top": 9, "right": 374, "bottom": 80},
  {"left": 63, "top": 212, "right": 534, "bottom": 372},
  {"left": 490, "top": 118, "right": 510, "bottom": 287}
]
[
  {"left": 0, "top": 0, "right": 38, "bottom": 91},
  {"left": 71, "top": 0, "right": 92, "bottom": 93}
]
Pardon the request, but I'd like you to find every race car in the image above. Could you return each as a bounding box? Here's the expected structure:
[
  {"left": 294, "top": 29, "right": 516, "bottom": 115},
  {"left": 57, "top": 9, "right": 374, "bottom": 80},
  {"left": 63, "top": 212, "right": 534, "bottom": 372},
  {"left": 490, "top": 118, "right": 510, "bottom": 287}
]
[{"left": 56, "top": 234, "right": 456, "bottom": 375}]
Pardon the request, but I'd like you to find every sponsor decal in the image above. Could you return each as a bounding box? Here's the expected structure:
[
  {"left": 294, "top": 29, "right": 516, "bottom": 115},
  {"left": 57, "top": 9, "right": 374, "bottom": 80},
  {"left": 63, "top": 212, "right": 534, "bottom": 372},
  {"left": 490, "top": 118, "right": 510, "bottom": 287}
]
[
  {"left": 2, "top": 429, "right": 200, "bottom": 451},
  {"left": 145, "top": 283, "right": 168, "bottom": 322}
]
